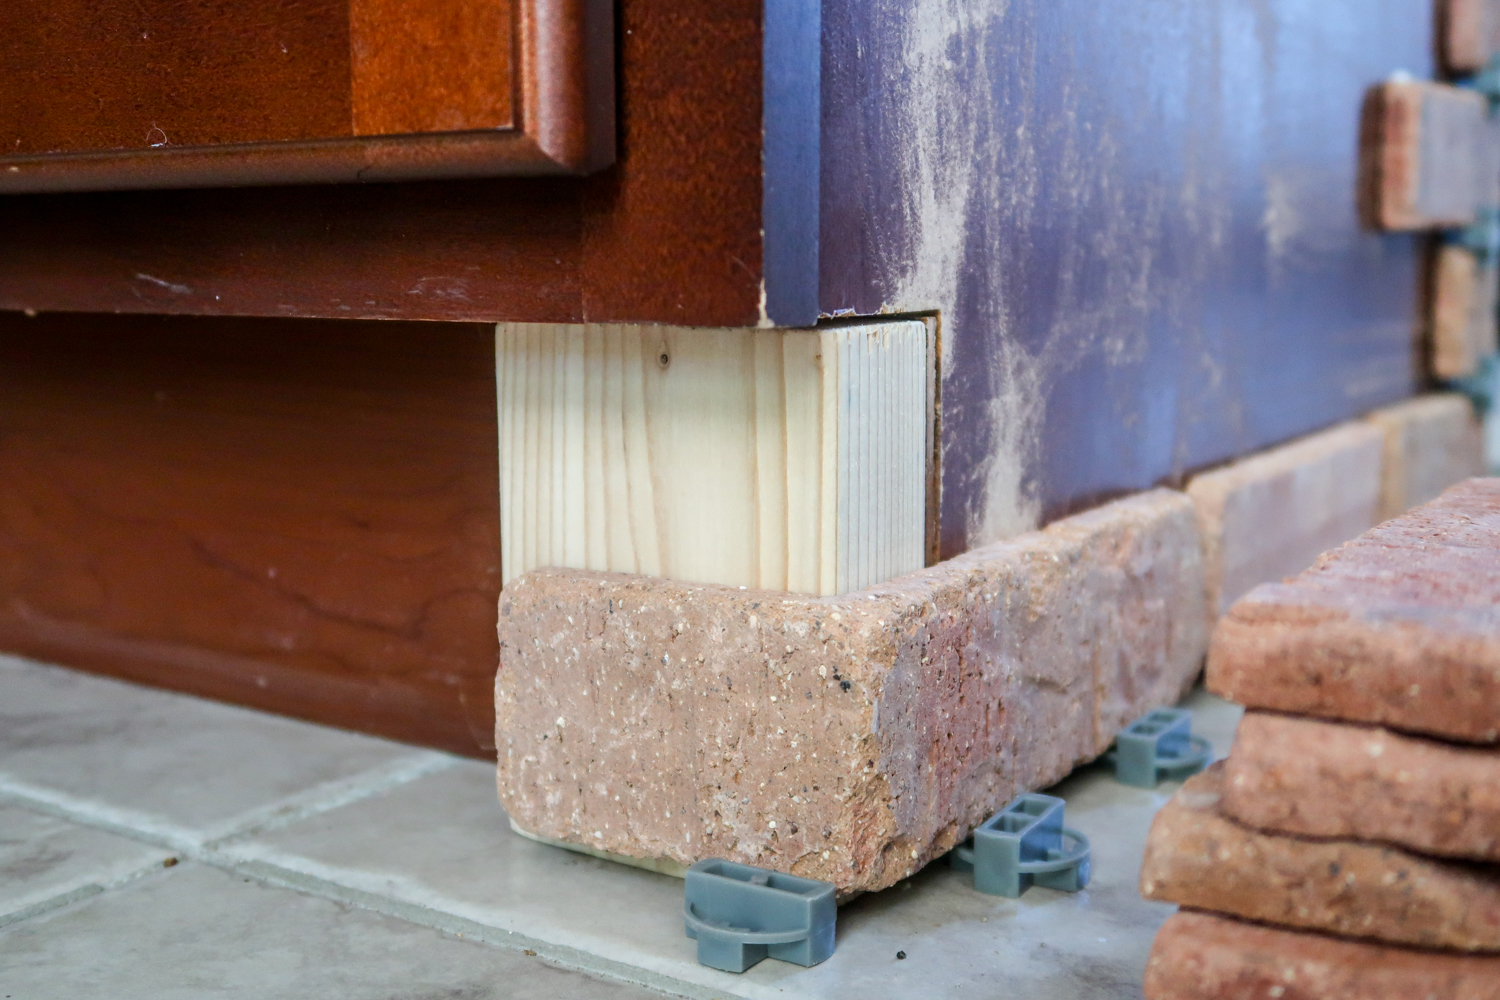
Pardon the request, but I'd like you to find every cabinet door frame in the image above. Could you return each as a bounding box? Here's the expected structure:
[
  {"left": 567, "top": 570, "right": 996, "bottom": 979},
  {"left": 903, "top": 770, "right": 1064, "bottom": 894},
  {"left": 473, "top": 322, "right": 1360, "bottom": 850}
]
[{"left": 0, "top": 0, "right": 614, "bottom": 194}]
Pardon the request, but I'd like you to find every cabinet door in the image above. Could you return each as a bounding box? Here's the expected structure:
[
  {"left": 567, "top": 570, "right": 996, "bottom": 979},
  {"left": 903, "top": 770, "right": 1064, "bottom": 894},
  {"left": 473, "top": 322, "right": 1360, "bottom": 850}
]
[{"left": 0, "top": 0, "right": 613, "bottom": 192}]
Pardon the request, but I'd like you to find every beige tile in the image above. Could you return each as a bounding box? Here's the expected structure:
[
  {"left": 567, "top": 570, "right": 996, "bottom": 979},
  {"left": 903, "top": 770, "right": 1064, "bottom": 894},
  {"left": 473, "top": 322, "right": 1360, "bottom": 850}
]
[
  {"left": 0, "top": 862, "right": 669, "bottom": 1000},
  {"left": 0, "top": 656, "right": 449, "bottom": 840},
  {"left": 0, "top": 804, "right": 170, "bottom": 925}
]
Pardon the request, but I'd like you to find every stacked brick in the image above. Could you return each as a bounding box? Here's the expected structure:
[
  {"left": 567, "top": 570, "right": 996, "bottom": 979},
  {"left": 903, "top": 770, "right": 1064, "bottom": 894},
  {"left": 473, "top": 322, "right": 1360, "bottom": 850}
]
[{"left": 1139, "top": 478, "right": 1500, "bottom": 999}]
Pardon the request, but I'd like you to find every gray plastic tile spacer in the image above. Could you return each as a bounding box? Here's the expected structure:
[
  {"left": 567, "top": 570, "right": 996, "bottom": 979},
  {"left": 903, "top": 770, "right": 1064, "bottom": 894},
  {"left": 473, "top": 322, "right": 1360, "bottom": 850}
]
[
  {"left": 1111, "top": 707, "right": 1212, "bottom": 788},
  {"left": 949, "top": 792, "right": 1091, "bottom": 898},
  {"left": 683, "top": 859, "right": 837, "bottom": 973}
]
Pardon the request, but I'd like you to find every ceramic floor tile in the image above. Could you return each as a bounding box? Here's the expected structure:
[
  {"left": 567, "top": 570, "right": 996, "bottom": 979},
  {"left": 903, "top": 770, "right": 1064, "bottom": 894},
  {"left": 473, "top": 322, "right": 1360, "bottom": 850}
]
[
  {"left": 0, "top": 803, "right": 172, "bottom": 925},
  {"left": 0, "top": 656, "right": 449, "bottom": 841},
  {"left": 0, "top": 862, "right": 673, "bottom": 1000},
  {"left": 237, "top": 688, "right": 1243, "bottom": 1000}
]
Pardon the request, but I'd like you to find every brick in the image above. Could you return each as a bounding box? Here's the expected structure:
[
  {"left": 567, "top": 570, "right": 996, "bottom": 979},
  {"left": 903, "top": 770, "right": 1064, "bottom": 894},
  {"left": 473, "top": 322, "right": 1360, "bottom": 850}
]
[
  {"left": 1223, "top": 711, "right": 1500, "bottom": 862},
  {"left": 1143, "top": 910, "right": 1500, "bottom": 1000},
  {"left": 1368, "top": 393, "right": 1486, "bottom": 520},
  {"left": 494, "top": 490, "right": 1207, "bottom": 894},
  {"left": 1430, "top": 246, "right": 1500, "bottom": 381},
  {"left": 1360, "top": 80, "right": 1495, "bottom": 231},
  {"left": 1443, "top": 0, "right": 1500, "bottom": 75},
  {"left": 1187, "top": 421, "right": 1384, "bottom": 620},
  {"left": 1207, "top": 479, "right": 1500, "bottom": 743},
  {"left": 1140, "top": 764, "right": 1500, "bottom": 951}
]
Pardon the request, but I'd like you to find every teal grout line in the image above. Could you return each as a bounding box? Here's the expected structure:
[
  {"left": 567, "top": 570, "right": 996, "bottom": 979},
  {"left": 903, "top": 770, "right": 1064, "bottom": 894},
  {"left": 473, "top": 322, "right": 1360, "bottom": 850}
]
[
  {"left": 0, "top": 882, "right": 108, "bottom": 931},
  {"left": 0, "top": 772, "right": 743, "bottom": 1000},
  {"left": 0, "top": 859, "right": 178, "bottom": 931}
]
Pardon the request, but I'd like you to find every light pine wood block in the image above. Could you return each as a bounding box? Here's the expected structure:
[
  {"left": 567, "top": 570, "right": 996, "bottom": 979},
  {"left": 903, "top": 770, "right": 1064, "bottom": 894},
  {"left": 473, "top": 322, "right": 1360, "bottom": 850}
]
[{"left": 495, "top": 321, "right": 932, "bottom": 596}]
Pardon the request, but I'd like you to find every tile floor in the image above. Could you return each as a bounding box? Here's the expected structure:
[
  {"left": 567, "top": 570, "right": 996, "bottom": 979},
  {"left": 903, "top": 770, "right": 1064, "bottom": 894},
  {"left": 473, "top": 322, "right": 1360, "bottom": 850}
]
[{"left": 0, "top": 654, "right": 1242, "bottom": 999}]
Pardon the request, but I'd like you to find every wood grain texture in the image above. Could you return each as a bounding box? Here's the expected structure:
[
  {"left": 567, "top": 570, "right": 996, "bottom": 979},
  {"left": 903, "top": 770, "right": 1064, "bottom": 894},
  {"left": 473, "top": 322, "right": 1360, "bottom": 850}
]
[
  {"left": 0, "top": 0, "right": 763, "bottom": 328},
  {"left": 0, "top": 0, "right": 611, "bottom": 190},
  {"left": 496, "top": 322, "right": 930, "bottom": 595},
  {"left": 0, "top": 312, "right": 502, "bottom": 757}
]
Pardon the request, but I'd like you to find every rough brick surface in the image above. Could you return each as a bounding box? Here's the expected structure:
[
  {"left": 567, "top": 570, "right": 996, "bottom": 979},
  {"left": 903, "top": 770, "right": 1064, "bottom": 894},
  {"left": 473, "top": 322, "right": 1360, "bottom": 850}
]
[
  {"left": 1207, "top": 478, "right": 1500, "bottom": 743},
  {"left": 1369, "top": 394, "right": 1486, "bottom": 520},
  {"left": 494, "top": 490, "right": 1207, "bottom": 893},
  {"left": 1144, "top": 910, "right": 1500, "bottom": 1000},
  {"left": 1361, "top": 80, "right": 1493, "bottom": 231},
  {"left": 1430, "top": 248, "right": 1500, "bottom": 381},
  {"left": 1443, "top": 0, "right": 1500, "bottom": 75},
  {"left": 1187, "top": 421, "right": 1384, "bottom": 619},
  {"left": 1223, "top": 712, "right": 1500, "bottom": 862},
  {"left": 1141, "top": 764, "right": 1500, "bottom": 951}
]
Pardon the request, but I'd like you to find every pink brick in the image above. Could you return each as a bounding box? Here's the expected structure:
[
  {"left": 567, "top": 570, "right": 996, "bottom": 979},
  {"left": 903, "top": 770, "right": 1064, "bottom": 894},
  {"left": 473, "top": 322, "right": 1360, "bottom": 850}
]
[
  {"left": 1187, "top": 422, "right": 1384, "bottom": 620},
  {"left": 495, "top": 490, "right": 1207, "bottom": 893},
  {"left": 1368, "top": 394, "right": 1485, "bottom": 519}
]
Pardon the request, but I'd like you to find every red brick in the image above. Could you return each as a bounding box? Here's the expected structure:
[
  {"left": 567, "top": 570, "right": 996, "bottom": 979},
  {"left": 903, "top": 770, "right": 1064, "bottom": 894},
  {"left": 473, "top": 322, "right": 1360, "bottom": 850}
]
[
  {"left": 1186, "top": 422, "right": 1384, "bottom": 620},
  {"left": 494, "top": 490, "right": 1207, "bottom": 893},
  {"left": 1207, "top": 479, "right": 1500, "bottom": 743},
  {"left": 1223, "top": 712, "right": 1500, "bottom": 862},
  {"left": 1361, "top": 80, "right": 1495, "bottom": 231},
  {"left": 1369, "top": 395, "right": 1486, "bottom": 519},
  {"left": 1443, "top": 0, "right": 1500, "bottom": 75},
  {"left": 1141, "top": 764, "right": 1500, "bottom": 951},
  {"left": 1144, "top": 910, "right": 1500, "bottom": 1000},
  {"left": 1428, "top": 248, "right": 1500, "bottom": 381}
]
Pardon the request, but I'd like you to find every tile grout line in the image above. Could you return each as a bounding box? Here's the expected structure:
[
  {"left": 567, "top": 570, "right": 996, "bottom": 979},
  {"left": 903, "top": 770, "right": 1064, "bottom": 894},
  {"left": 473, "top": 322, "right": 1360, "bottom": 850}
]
[
  {"left": 0, "top": 858, "right": 180, "bottom": 931},
  {"left": 0, "top": 772, "right": 746, "bottom": 1000},
  {"left": 201, "top": 751, "right": 463, "bottom": 849},
  {"left": 229, "top": 858, "right": 748, "bottom": 1000},
  {"left": 0, "top": 778, "right": 203, "bottom": 855}
]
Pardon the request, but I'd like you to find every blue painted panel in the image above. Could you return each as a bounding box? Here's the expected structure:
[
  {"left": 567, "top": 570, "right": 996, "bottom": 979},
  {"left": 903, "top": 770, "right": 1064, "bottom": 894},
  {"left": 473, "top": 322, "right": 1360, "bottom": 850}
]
[{"left": 820, "top": 0, "right": 1428, "bottom": 554}]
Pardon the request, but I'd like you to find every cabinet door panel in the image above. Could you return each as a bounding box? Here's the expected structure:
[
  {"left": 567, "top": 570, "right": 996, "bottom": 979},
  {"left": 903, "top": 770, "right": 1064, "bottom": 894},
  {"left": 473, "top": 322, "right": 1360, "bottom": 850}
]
[{"left": 0, "top": 0, "right": 611, "bottom": 192}]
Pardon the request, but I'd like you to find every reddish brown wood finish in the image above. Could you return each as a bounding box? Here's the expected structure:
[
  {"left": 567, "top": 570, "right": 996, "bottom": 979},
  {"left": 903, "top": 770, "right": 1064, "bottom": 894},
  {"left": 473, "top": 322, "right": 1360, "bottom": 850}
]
[
  {"left": 0, "top": 0, "right": 611, "bottom": 191},
  {"left": 0, "top": 0, "right": 354, "bottom": 153},
  {"left": 0, "top": 312, "right": 502, "bottom": 756},
  {"left": 0, "top": 0, "right": 763, "bottom": 327},
  {"left": 351, "top": 0, "right": 515, "bottom": 137}
]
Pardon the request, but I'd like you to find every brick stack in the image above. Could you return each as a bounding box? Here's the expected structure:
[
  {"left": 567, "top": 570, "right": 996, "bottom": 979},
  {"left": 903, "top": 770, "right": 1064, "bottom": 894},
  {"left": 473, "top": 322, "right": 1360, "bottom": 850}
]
[{"left": 1139, "top": 478, "right": 1500, "bottom": 999}]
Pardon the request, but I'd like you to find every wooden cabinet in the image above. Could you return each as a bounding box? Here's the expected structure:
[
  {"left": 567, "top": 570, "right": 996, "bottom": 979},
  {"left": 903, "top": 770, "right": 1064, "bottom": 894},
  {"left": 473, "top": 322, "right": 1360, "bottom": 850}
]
[{"left": 0, "top": 0, "right": 613, "bottom": 191}]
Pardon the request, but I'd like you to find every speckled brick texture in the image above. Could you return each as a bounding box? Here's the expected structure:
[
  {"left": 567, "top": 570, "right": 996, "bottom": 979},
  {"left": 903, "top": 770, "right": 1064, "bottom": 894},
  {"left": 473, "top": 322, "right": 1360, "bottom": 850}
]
[
  {"left": 1186, "top": 421, "right": 1384, "bottom": 620},
  {"left": 1144, "top": 910, "right": 1500, "bottom": 1000},
  {"left": 1223, "top": 712, "right": 1500, "bottom": 862},
  {"left": 1207, "top": 478, "right": 1500, "bottom": 743},
  {"left": 494, "top": 490, "right": 1208, "bottom": 894},
  {"left": 1367, "top": 394, "right": 1485, "bottom": 520},
  {"left": 1141, "top": 765, "right": 1500, "bottom": 952}
]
